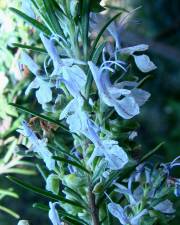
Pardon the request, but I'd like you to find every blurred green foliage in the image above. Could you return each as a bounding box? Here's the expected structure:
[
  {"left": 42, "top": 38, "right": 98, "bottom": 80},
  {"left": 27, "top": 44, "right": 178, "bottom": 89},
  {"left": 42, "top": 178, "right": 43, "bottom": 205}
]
[{"left": 0, "top": 0, "right": 39, "bottom": 224}]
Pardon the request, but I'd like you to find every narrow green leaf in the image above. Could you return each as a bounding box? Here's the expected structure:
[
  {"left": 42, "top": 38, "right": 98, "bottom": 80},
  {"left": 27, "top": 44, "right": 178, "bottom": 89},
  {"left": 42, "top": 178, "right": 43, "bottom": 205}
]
[
  {"left": 139, "top": 142, "right": 165, "bottom": 164},
  {"left": 81, "top": 0, "right": 90, "bottom": 58},
  {"left": 53, "top": 156, "right": 90, "bottom": 174},
  {"left": 0, "top": 205, "right": 19, "bottom": 218},
  {"left": 42, "top": 0, "right": 63, "bottom": 35},
  {"left": 104, "top": 4, "right": 129, "bottom": 12},
  {"left": 36, "top": 163, "right": 48, "bottom": 181},
  {"left": 0, "top": 189, "right": 18, "bottom": 198},
  {"left": 9, "top": 103, "right": 69, "bottom": 133},
  {"left": 12, "top": 43, "right": 47, "bottom": 53},
  {"left": 7, "top": 176, "right": 85, "bottom": 209},
  {"left": 4, "top": 168, "right": 36, "bottom": 175},
  {"left": 89, "top": 12, "right": 122, "bottom": 60},
  {"left": 9, "top": 7, "right": 51, "bottom": 35}
]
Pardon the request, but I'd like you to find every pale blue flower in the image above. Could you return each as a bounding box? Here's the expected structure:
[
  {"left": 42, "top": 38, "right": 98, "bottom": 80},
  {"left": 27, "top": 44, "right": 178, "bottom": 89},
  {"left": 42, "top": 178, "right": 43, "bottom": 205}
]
[
  {"left": 88, "top": 61, "right": 150, "bottom": 119},
  {"left": 88, "top": 140, "right": 128, "bottom": 170},
  {"left": 60, "top": 97, "right": 99, "bottom": 142},
  {"left": 153, "top": 200, "right": 175, "bottom": 214},
  {"left": 21, "top": 52, "right": 53, "bottom": 105},
  {"left": 49, "top": 202, "right": 61, "bottom": 225},
  {"left": 40, "top": 33, "right": 62, "bottom": 74},
  {"left": 120, "top": 44, "right": 157, "bottom": 73},
  {"left": 18, "top": 121, "right": 55, "bottom": 171},
  {"left": 40, "top": 33, "right": 86, "bottom": 98},
  {"left": 133, "top": 54, "right": 157, "bottom": 73},
  {"left": 60, "top": 97, "right": 128, "bottom": 170},
  {"left": 108, "top": 202, "right": 147, "bottom": 225}
]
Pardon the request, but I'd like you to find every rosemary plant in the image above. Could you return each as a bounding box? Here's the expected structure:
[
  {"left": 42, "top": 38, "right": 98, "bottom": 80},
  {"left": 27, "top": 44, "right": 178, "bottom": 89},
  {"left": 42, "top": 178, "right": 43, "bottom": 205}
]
[{"left": 7, "top": 1, "right": 179, "bottom": 225}]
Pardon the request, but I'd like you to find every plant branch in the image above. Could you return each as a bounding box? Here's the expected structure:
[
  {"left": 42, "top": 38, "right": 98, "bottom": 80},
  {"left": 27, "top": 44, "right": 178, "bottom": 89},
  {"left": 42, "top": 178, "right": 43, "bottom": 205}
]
[{"left": 88, "top": 184, "right": 99, "bottom": 225}]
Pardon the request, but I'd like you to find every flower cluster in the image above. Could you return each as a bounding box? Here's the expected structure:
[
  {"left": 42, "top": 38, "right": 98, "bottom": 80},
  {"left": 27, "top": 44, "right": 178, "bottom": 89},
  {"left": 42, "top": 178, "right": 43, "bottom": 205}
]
[{"left": 14, "top": 1, "right": 179, "bottom": 225}]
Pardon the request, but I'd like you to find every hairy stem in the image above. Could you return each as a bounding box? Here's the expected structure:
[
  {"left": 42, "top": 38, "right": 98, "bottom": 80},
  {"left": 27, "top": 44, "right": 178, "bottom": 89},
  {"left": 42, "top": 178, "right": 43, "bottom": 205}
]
[{"left": 88, "top": 185, "right": 100, "bottom": 225}]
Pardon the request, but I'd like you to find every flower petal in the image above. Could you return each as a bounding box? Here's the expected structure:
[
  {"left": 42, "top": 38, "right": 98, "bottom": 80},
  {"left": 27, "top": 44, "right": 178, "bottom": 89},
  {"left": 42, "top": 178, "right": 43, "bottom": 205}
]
[
  {"left": 108, "top": 202, "right": 129, "bottom": 225},
  {"left": 49, "top": 202, "right": 61, "bottom": 225},
  {"left": 130, "top": 209, "right": 148, "bottom": 225},
  {"left": 21, "top": 52, "right": 40, "bottom": 75},
  {"left": 102, "top": 140, "right": 128, "bottom": 170},
  {"left": 121, "top": 44, "right": 149, "bottom": 55},
  {"left": 115, "top": 96, "right": 140, "bottom": 119},
  {"left": 133, "top": 54, "right": 157, "bottom": 73},
  {"left": 154, "top": 200, "right": 175, "bottom": 214},
  {"left": 35, "top": 79, "right": 52, "bottom": 104},
  {"left": 17, "top": 221, "right": 30, "bottom": 225},
  {"left": 40, "top": 33, "right": 61, "bottom": 69},
  {"left": 131, "top": 89, "right": 151, "bottom": 106},
  {"left": 25, "top": 78, "right": 40, "bottom": 96}
]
